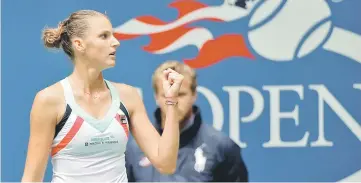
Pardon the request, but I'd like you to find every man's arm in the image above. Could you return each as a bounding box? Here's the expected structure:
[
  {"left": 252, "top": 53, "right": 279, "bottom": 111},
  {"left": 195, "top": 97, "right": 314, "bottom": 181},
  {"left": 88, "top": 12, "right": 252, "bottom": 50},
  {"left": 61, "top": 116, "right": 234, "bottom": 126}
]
[{"left": 215, "top": 140, "right": 249, "bottom": 182}]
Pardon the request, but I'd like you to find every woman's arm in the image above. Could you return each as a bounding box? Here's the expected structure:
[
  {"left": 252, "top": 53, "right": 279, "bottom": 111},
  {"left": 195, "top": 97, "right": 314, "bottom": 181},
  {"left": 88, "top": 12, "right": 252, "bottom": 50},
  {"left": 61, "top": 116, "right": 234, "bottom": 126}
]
[
  {"left": 22, "top": 88, "right": 60, "bottom": 182},
  {"left": 129, "top": 89, "right": 179, "bottom": 174},
  {"left": 117, "top": 69, "right": 183, "bottom": 174}
]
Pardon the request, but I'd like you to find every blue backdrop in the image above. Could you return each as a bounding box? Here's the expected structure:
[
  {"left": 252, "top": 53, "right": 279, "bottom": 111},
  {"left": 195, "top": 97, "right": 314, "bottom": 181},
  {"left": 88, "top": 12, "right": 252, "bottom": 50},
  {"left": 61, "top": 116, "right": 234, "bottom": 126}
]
[{"left": 2, "top": 0, "right": 361, "bottom": 182}]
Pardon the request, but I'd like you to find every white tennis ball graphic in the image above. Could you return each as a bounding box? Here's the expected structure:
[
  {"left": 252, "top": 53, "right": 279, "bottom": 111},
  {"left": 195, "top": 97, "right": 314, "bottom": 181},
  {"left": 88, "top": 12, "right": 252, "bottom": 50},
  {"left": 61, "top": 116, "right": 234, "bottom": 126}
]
[{"left": 248, "top": 0, "right": 332, "bottom": 61}]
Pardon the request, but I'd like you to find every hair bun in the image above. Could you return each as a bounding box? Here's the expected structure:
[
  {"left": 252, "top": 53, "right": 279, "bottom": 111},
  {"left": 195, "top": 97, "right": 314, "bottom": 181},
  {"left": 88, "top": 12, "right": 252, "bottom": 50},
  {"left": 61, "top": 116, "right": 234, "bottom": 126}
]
[{"left": 42, "top": 23, "right": 64, "bottom": 48}]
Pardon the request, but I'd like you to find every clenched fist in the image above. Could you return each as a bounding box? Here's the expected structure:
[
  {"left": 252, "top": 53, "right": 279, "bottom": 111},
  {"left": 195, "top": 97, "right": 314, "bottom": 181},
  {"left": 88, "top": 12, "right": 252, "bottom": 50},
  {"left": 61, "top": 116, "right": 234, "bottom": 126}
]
[{"left": 162, "top": 68, "right": 184, "bottom": 98}]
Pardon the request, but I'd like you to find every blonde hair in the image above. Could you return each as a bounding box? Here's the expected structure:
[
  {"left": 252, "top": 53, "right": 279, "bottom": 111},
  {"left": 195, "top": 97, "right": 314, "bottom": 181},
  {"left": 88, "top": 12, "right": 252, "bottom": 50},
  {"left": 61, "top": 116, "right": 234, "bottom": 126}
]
[
  {"left": 42, "top": 10, "right": 106, "bottom": 59},
  {"left": 152, "top": 61, "right": 197, "bottom": 94}
]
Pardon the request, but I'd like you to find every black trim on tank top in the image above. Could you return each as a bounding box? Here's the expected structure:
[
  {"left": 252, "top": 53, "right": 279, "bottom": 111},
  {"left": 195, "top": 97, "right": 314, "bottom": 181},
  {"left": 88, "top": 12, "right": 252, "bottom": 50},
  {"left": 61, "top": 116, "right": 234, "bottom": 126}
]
[
  {"left": 119, "top": 102, "right": 131, "bottom": 126},
  {"left": 54, "top": 104, "right": 72, "bottom": 139}
]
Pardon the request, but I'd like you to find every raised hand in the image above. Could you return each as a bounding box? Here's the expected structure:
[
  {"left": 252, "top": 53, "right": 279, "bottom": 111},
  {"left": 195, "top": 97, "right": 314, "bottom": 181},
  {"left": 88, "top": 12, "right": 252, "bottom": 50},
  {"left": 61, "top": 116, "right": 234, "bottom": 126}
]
[{"left": 162, "top": 68, "right": 184, "bottom": 98}]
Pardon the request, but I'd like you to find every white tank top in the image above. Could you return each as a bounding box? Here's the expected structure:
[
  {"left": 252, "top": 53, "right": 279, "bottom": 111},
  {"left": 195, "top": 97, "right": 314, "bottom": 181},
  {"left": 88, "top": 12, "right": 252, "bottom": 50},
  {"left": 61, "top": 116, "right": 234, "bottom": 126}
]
[{"left": 51, "top": 78, "right": 130, "bottom": 183}]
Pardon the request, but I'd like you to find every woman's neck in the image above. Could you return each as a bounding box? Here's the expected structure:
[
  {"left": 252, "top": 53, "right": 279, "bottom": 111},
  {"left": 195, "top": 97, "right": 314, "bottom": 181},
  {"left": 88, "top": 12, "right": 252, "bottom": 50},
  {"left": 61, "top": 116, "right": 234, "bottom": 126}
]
[{"left": 70, "top": 62, "right": 107, "bottom": 94}]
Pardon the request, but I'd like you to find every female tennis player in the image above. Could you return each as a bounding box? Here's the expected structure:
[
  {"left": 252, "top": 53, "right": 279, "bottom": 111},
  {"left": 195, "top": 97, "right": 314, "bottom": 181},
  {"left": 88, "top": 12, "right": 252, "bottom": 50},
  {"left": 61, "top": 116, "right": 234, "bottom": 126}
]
[{"left": 21, "top": 10, "right": 183, "bottom": 182}]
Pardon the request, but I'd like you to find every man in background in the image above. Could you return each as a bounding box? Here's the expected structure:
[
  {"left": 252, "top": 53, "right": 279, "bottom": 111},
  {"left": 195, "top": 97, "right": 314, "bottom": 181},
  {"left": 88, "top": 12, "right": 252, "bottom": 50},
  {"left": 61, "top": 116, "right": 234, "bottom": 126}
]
[{"left": 125, "top": 61, "right": 249, "bottom": 182}]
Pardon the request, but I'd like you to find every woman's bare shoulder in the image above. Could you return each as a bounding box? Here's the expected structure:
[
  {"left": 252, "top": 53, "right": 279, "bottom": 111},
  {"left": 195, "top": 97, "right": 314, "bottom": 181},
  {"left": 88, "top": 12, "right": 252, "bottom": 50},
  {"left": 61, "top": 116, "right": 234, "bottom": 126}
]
[
  {"left": 34, "top": 82, "right": 64, "bottom": 105},
  {"left": 31, "top": 81, "right": 66, "bottom": 123},
  {"left": 109, "top": 82, "right": 142, "bottom": 112},
  {"left": 110, "top": 82, "right": 137, "bottom": 94}
]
